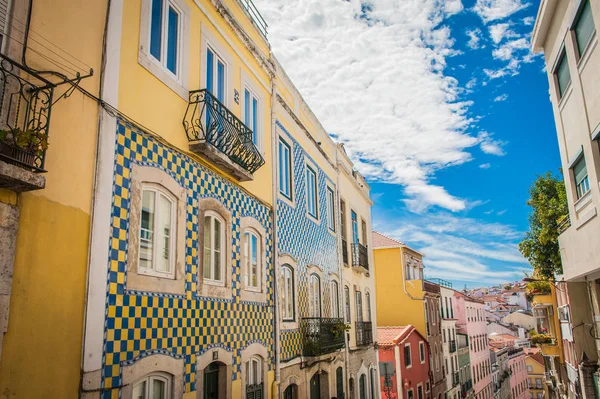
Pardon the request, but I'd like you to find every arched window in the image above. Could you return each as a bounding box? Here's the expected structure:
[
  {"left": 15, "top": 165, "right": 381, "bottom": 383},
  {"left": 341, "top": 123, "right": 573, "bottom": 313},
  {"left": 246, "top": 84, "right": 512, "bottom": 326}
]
[
  {"left": 245, "top": 356, "right": 263, "bottom": 397},
  {"left": 282, "top": 265, "right": 294, "bottom": 321},
  {"left": 140, "top": 186, "right": 176, "bottom": 277},
  {"left": 344, "top": 285, "right": 351, "bottom": 323},
  {"left": 203, "top": 211, "right": 225, "bottom": 283},
  {"left": 243, "top": 229, "right": 261, "bottom": 290},
  {"left": 331, "top": 281, "right": 340, "bottom": 318},
  {"left": 309, "top": 274, "right": 321, "bottom": 317},
  {"left": 355, "top": 290, "right": 363, "bottom": 322},
  {"left": 132, "top": 372, "right": 171, "bottom": 398}
]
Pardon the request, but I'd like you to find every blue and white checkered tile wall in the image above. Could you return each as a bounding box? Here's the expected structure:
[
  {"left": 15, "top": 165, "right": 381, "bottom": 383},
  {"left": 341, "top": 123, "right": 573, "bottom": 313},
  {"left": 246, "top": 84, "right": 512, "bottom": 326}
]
[
  {"left": 100, "top": 119, "right": 274, "bottom": 398},
  {"left": 276, "top": 120, "right": 341, "bottom": 361}
]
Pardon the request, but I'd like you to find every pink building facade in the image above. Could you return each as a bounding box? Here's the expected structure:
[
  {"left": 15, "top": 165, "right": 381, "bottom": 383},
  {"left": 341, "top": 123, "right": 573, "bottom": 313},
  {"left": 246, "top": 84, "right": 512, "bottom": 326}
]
[
  {"left": 453, "top": 292, "right": 493, "bottom": 399},
  {"left": 508, "top": 348, "right": 529, "bottom": 399}
]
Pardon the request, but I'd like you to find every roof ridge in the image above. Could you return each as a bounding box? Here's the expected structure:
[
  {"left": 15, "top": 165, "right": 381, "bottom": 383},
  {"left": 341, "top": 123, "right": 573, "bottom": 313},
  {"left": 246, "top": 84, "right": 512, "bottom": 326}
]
[{"left": 372, "top": 230, "right": 405, "bottom": 246}]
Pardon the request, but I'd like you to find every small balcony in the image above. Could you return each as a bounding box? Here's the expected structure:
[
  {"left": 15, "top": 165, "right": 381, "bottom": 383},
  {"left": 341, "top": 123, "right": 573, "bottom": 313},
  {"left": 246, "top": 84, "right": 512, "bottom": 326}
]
[
  {"left": 449, "top": 340, "right": 456, "bottom": 353},
  {"left": 461, "top": 379, "right": 473, "bottom": 393},
  {"left": 342, "top": 238, "right": 348, "bottom": 265},
  {"left": 453, "top": 372, "right": 460, "bottom": 386},
  {"left": 183, "top": 89, "right": 264, "bottom": 181},
  {"left": 351, "top": 243, "right": 369, "bottom": 272},
  {"left": 0, "top": 54, "right": 51, "bottom": 192},
  {"left": 301, "top": 317, "right": 346, "bottom": 357},
  {"left": 355, "top": 321, "right": 373, "bottom": 347}
]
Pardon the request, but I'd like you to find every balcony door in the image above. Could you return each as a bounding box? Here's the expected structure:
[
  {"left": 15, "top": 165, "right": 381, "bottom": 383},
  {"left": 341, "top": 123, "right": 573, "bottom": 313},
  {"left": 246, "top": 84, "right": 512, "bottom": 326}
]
[
  {"left": 310, "top": 373, "right": 321, "bottom": 399},
  {"left": 309, "top": 274, "right": 321, "bottom": 318},
  {"left": 351, "top": 211, "right": 359, "bottom": 244},
  {"left": 206, "top": 48, "right": 225, "bottom": 102},
  {"left": 203, "top": 362, "right": 220, "bottom": 399}
]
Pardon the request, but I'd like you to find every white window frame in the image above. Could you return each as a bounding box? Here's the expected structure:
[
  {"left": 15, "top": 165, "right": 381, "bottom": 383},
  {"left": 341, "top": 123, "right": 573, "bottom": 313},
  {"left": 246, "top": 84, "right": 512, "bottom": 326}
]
[
  {"left": 326, "top": 185, "right": 336, "bottom": 232},
  {"left": 405, "top": 343, "right": 412, "bottom": 368},
  {"left": 344, "top": 285, "right": 351, "bottom": 323},
  {"left": 132, "top": 372, "right": 171, "bottom": 399},
  {"left": 139, "top": 0, "right": 189, "bottom": 98},
  {"left": 331, "top": 281, "right": 340, "bottom": 318},
  {"left": 365, "top": 291, "right": 372, "bottom": 322},
  {"left": 419, "top": 341, "right": 425, "bottom": 363},
  {"left": 246, "top": 356, "right": 263, "bottom": 385},
  {"left": 282, "top": 265, "right": 295, "bottom": 321},
  {"left": 305, "top": 163, "right": 319, "bottom": 220},
  {"left": 309, "top": 274, "right": 321, "bottom": 317},
  {"left": 147, "top": 0, "right": 183, "bottom": 79},
  {"left": 243, "top": 229, "right": 261, "bottom": 292},
  {"left": 242, "top": 83, "right": 262, "bottom": 151},
  {"left": 554, "top": 49, "right": 571, "bottom": 100},
  {"left": 278, "top": 137, "right": 293, "bottom": 200},
  {"left": 139, "top": 184, "right": 177, "bottom": 279},
  {"left": 203, "top": 211, "right": 225, "bottom": 286},
  {"left": 573, "top": 156, "right": 590, "bottom": 199}
]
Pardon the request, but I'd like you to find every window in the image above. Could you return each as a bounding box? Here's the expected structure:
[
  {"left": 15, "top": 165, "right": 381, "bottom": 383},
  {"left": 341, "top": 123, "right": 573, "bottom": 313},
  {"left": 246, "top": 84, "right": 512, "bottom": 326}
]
[
  {"left": 574, "top": 1, "right": 596, "bottom": 57},
  {"left": 365, "top": 292, "right": 372, "bottom": 321},
  {"left": 244, "top": 230, "right": 260, "bottom": 290},
  {"left": 407, "top": 389, "right": 414, "bottom": 399},
  {"left": 355, "top": 291, "right": 363, "bottom": 322},
  {"left": 132, "top": 373, "right": 171, "bottom": 399},
  {"left": 340, "top": 199, "right": 347, "bottom": 238},
  {"left": 527, "top": 365, "right": 533, "bottom": 372},
  {"left": 278, "top": 138, "right": 292, "bottom": 199},
  {"left": 306, "top": 165, "right": 318, "bottom": 218},
  {"left": 418, "top": 385, "right": 423, "bottom": 399},
  {"left": 246, "top": 356, "right": 262, "bottom": 386},
  {"left": 361, "top": 218, "right": 367, "bottom": 244},
  {"left": 309, "top": 274, "right": 321, "bottom": 317},
  {"left": 404, "top": 344, "right": 412, "bottom": 367},
  {"left": 419, "top": 341, "right": 425, "bottom": 363},
  {"left": 555, "top": 51, "right": 571, "bottom": 99},
  {"left": 326, "top": 186, "right": 336, "bottom": 231},
  {"left": 244, "top": 87, "right": 260, "bottom": 147},
  {"left": 282, "top": 265, "right": 295, "bottom": 321},
  {"left": 331, "top": 281, "right": 340, "bottom": 318},
  {"left": 203, "top": 212, "right": 224, "bottom": 284},
  {"left": 443, "top": 329, "right": 446, "bottom": 343},
  {"left": 140, "top": 186, "right": 176, "bottom": 277},
  {"left": 351, "top": 210, "right": 359, "bottom": 243},
  {"left": 149, "top": 0, "right": 182, "bottom": 76},
  {"left": 206, "top": 47, "right": 226, "bottom": 102},
  {"left": 345, "top": 286, "right": 351, "bottom": 323},
  {"left": 573, "top": 156, "right": 590, "bottom": 199}
]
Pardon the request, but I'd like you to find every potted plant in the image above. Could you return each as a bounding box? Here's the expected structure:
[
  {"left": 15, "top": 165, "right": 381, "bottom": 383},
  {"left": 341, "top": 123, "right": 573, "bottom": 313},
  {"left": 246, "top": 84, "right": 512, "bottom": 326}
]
[{"left": 0, "top": 127, "right": 48, "bottom": 166}]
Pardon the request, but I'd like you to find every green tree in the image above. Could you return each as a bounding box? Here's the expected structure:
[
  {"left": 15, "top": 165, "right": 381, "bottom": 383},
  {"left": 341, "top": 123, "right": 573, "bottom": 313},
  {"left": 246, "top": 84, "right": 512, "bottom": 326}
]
[{"left": 518, "top": 171, "right": 568, "bottom": 279}]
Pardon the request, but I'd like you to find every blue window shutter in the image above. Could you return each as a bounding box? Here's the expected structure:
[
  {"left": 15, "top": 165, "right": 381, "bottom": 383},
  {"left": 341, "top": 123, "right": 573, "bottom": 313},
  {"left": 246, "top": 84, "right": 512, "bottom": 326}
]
[
  {"left": 166, "top": 6, "right": 178, "bottom": 74},
  {"left": 217, "top": 61, "right": 225, "bottom": 102},
  {"left": 150, "top": 0, "right": 163, "bottom": 60}
]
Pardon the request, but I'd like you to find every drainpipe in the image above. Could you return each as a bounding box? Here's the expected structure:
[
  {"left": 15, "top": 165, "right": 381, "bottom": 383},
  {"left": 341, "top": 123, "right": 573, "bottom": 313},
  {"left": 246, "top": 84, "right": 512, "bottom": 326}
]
[{"left": 269, "top": 63, "right": 281, "bottom": 399}]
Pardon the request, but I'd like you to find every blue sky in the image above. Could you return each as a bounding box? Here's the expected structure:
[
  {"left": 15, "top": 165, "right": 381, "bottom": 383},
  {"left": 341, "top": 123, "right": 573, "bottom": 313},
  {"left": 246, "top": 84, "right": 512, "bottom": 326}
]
[{"left": 254, "top": 0, "right": 561, "bottom": 288}]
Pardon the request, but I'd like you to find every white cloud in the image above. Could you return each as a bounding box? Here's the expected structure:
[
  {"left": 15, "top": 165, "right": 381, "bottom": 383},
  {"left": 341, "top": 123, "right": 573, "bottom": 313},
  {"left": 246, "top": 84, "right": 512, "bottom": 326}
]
[
  {"left": 445, "top": 0, "right": 464, "bottom": 15},
  {"left": 492, "top": 37, "right": 529, "bottom": 60},
  {"left": 466, "top": 77, "right": 477, "bottom": 89},
  {"left": 497, "top": 209, "right": 507, "bottom": 215},
  {"left": 466, "top": 28, "right": 483, "bottom": 49},
  {"left": 479, "top": 163, "right": 492, "bottom": 169},
  {"left": 522, "top": 16, "right": 535, "bottom": 25},
  {"left": 494, "top": 93, "right": 509, "bottom": 101},
  {"left": 473, "top": 0, "right": 530, "bottom": 23},
  {"left": 488, "top": 22, "right": 519, "bottom": 44},
  {"left": 255, "top": 0, "right": 480, "bottom": 212},
  {"left": 478, "top": 131, "right": 506, "bottom": 156}
]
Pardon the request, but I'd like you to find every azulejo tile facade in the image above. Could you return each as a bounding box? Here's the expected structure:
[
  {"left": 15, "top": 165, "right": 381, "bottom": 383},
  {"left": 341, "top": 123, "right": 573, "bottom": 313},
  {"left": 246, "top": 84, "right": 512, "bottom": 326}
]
[
  {"left": 101, "top": 120, "right": 274, "bottom": 397},
  {"left": 276, "top": 121, "right": 339, "bottom": 361}
]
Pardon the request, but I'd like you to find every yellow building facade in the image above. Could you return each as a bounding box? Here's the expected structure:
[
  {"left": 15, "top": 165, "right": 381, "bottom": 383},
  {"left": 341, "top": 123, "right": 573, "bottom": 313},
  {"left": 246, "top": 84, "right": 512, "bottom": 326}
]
[
  {"left": 0, "top": 0, "right": 105, "bottom": 397},
  {"left": 526, "top": 352, "right": 549, "bottom": 399}
]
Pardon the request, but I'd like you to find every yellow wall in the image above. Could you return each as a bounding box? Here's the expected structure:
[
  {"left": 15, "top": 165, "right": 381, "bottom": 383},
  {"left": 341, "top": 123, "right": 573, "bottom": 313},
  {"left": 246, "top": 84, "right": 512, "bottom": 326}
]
[
  {"left": 0, "top": 0, "right": 105, "bottom": 397},
  {"left": 374, "top": 246, "right": 426, "bottom": 334},
  {"left": 118, "top": 0, "right": 274, "bottom": 205},
  {"left": 526, "top": 356, "right": 549, "bottom": 399}
]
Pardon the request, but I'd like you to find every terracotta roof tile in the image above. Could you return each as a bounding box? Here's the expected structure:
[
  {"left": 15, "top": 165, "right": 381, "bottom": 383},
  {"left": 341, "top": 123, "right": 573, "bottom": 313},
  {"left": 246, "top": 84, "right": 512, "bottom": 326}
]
[
  {"left": 377, "top": 326, "right": 411, "bottom": 346},
  {"left": 372, "top": 231, "right": 404, "bottom": 248}
]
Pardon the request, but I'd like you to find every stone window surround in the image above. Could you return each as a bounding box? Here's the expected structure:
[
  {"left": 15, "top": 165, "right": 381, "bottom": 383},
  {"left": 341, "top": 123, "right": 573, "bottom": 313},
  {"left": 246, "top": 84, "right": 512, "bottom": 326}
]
[
  {"left": 120, "top": 354, "right": 184, "bottom": 398},
  {"left": 240, "top": 343, "right": 269, "bottom": 397},
  {"left": 328, "top": 272, "right": 340, "bottom": 319},
  {"left": 279, "top": 253, "right": 299, "bottom": 330},
  {"left": 128, "top": 164, "right": 187, "bottom": 296},
  {"left": 306, "top": 264, "right": 323, "bottom": 317},
  {"left": 195, "top": 347, "right": 232, "bottom": 399},
  {"left": 198, "top": 197, "right": 233, "bottom": 300},
  {"left": 240, "top": 216, "right": 268, "bottom": 303}
]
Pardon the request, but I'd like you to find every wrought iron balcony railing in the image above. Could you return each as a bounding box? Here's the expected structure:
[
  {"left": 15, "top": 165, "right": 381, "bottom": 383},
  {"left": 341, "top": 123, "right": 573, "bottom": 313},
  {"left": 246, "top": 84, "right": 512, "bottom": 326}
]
[
  {"left": 0, "top": 54, "right": 54, "bottom": 172},
  {"left": 240, "top": 0, "right": 268, "bottom": 38},
  {"left": 246, "top": 382, "right": 264, "bottom": 399},
  {"left": 449, "top": 340, "right": 457, "bottom": 353},
  {"left": 355, "top": 321, "right": 373, "bottom": 347},
  {"left": 183, "top": 89, "right": 265, "bottom": 178},
  {"left": 342, "top": 238, "right": 348, "bottom": 265},
  {"left": 461, "top": 379, "right": 473, "bottom": 393},
  {"left": 351, "top": 243, "right": 369, "bottom": 270},
  {"left": 301, "top": 317, "right": 345, "bottom": 357},
  {"left": 558, "top": 214, "right": 571, "bottom": 234},
  {"left": 454, "top": 372, "right": 460, "bottom": 386}
]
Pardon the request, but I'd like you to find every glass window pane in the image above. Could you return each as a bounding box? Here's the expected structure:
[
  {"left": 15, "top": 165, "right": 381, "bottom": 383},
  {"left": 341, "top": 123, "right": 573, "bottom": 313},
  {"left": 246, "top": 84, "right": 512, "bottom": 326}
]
[
  {"left": 206, "top": 50, "right": 214, "bottom": 93},
  {"left": 141, "top": 191, "right": 156, "bottom": 269},
  {"left": 214, "top": 218, "right": 222, "bottom": 281},
  {"left": 251, "top": 234, "right": 258, "bottom": 287},
  {"left": 166, "top": 6, "right": 179, "bottom": 74},
  {"left": 156, "top": 194, "right": 172, "bottom": 272},
  {"left": 133, "top": 380, "right": 146, "bottom": 399},
  {"left": 203, "top": 216, "right": 211, "bottom": 279},
  {"left": 244, "top": 232, "right": 249, "bottom": 286},
  {"left": 244, "top": 90, "right": 250, "bottom": 126},
  {"left": 574, "top": 157, "right": 588, "bottom": 184},
  {"left": 217, "top": 61, "right": 225, "bottom": 102},
  {"left": 150, "top": 0, "right": 163, "bottom": 60},
  {"left": 575, "top": 1, "right": 595, "bottom": 56},
  {"left": 556, "top": 53, "right": 571, "bottom": 98},
  {"left": 152, "top": 378, "right": 165, "bottom": 399}
]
